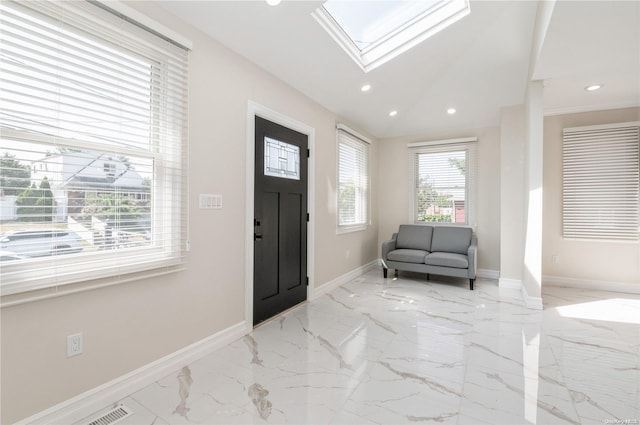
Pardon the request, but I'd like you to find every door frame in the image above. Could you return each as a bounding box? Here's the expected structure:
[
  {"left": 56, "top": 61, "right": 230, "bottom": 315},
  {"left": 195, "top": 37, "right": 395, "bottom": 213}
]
[{"left": 245, "top": 101, "right": 315, "bottom": 327}]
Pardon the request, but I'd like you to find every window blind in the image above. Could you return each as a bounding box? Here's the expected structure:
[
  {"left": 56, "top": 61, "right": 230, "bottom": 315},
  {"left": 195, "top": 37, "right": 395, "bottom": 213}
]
[
  {"left": 0, "top": 0, "right": 189, "bottom": 295},
  {"left": 562, "top": 123, "right": 639, "bottom": 241},
  {"left": 409, "top": 140, "right": 476, "bottom": 226},
  {"left": 337, "top": 127, "right": 369, "bottom": 230}
]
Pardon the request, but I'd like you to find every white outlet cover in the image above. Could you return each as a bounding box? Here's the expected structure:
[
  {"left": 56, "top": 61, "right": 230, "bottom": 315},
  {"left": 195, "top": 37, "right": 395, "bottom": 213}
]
[{"left": 67, "top": 332, "right": 83, "bottom": 357}]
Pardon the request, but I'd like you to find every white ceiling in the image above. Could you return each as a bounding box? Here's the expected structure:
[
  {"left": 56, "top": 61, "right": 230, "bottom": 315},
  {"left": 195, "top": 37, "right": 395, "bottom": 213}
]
[
  {"left": 156, "top": 0, "right": 640, "bottom": 139},
  {"left": 534, "top": 1, "right": 640, "bottom": 116}
]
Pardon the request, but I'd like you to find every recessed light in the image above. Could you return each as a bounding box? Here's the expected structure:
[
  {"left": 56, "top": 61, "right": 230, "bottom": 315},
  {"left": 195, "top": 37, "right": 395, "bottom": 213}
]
[
  {"left": 265, "top": 0, "right": 281, "bottom": 6},
  {"left": 447, "top": 108, "right": 456, "bottom": 115},
  {"left": 361, "top": 84, "right": 371, "bottom": 92},
  {"left": 389, "top": 110, "right": 398, "bottom": 117},
  {"left": 585, "top": 84, "right": 602, "bottom": 91}
]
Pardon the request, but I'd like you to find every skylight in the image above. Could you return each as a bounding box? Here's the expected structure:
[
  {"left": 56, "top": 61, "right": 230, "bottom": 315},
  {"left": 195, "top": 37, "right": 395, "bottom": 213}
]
[{"left": 313, "top": 0, "right": 470, "bottom": 72}]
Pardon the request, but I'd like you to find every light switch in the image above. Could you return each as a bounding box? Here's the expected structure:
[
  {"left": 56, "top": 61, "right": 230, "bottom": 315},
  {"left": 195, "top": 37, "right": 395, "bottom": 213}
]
[{"left": 199, "top": 194, "right": 222, "bottom": 209}]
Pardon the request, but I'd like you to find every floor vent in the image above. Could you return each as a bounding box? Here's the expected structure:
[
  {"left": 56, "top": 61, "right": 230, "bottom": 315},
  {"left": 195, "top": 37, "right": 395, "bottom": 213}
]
[{"left": 83, "top": 404, "right": 133, "bottom": 425}]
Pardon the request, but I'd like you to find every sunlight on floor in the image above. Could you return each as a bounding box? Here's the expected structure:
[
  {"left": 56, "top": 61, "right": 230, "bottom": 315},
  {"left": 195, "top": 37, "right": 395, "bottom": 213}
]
[{"left": 555, "top": 298, "right": 640, "bottom": 325}]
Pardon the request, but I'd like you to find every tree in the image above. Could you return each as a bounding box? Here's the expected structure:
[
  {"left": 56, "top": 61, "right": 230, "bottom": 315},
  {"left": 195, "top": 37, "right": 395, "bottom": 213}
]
[
  {"left": 118, "top": 155, "right": 132, "bottom": 170},
  {"left": 416, "top": 176, "right": 453, "bottom": 222},
  {"left": 338, "top": 182, "right": 355, "bottom": 224},
  {"left": 0, "top": 153, "right": 31, "bottom": 196},
  {"left": 52, "top": 147, "right": 81, "bottom": 155},
  {"left": 416, "top": 176, "right": 438, "bottom": 216},
  {"left": 16, "top": 177, "right": 56, "bottom": 222},
  {"left": 448, "top": 157, "right": 466, "bottom": 175},
  {"left": 80, "top": 191, "right": 148, "bottom": 229}
]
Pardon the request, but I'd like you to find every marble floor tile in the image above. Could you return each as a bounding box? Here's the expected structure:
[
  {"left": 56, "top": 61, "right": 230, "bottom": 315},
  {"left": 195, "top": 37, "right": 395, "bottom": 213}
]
[{"left": 82, "top": 269, "right": 640, "bottom": 424}]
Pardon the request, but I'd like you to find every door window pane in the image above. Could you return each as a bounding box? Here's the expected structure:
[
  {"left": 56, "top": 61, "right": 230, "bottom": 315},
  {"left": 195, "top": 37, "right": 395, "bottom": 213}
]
[{"left": 264, "top": 137, "right": 300, "bottom": 180}]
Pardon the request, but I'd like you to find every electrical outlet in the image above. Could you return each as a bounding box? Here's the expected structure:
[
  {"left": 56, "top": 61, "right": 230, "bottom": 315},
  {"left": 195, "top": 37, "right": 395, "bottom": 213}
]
[{"left": 67, "top": 332, "right": 83, "bottom": 357}]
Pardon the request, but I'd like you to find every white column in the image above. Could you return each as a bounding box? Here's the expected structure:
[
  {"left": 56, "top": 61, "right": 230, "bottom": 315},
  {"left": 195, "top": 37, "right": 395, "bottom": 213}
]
[
  {"left": 522, "top": 80, "right": 544, "bottom": 309},
  {"left": 499, "top": 105, "right": 525, "bottom": 289}
]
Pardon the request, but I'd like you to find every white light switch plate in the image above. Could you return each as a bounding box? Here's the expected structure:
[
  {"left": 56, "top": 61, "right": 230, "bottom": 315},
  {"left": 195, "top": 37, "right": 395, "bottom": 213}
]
[{"left": 199, "top": 194, "right": 222, "bottom": 209}]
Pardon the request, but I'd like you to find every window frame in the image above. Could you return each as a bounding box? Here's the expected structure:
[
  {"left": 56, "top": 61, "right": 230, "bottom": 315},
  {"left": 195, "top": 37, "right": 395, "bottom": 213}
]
[
  {"left": 336, "top": 124, "right": 371, "bottom": 234},
  {"left": 408, "top": 137, "right": 477, "bottom": 227},
  {"left": 0, "top": 0, "right": 190, "bottom": 298},
  {"left": 313, "top": 0, "right": 470, "bottom": 72}
]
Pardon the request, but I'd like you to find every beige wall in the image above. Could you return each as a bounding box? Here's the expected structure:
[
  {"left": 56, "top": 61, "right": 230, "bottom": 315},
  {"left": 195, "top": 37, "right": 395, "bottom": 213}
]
[
  {"left": 4, "top": 3, "right": 638, "bottom": 423},
  {"left": 0, "top": 3, "right": 378, "bottom": 423},
  {"left": 377, "top": 127, "right": 501, "bottom": 273},
  {"left": 543, "top": 107, "right": 640, "bottom": 286}
]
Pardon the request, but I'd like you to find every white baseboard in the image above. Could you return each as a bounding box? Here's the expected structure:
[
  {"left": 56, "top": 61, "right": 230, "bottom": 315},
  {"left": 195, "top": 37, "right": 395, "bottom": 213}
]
[
  {"left": 543, "top": 275, "right": 640, "bottom": 295},
  {"left": 499, "top": 277, "right": 522, "bottom": 290},
  {"left": 310, "top": 259, "right": 379, "bottom": 300},
  {"left": 498, "top": 278, "right": 543, "bottom": 310},
  {"left": 477, "top": 269, "right": 499, "bottom": 280},
  {"left": 18, "top": 321, "right": 250, "bottom": 425},
  {"left": 521, "top": 284, "right": 543, "bottom": 310}
]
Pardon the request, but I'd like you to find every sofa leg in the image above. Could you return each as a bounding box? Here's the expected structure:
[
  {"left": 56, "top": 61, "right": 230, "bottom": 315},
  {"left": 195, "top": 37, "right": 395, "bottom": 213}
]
[
  {"left": 394, "top": 269, "right": 399, "bottom": 277},
  {"left": 427, "top": 273, "right": 430, "bottom": 280},
  {"left": 470, "top": 279, "right": 474, "bottom": 290},
  {"left": 383, "top": 268, "right": 388, "bottom": 278}
]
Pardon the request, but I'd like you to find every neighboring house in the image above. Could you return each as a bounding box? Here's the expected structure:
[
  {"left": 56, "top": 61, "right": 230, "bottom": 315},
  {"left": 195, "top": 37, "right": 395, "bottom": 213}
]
[
  {"left": 31, "top": 152, "right": 150, "bottom": 222},
  {"left": 454, "top": 200, "right": 465, "bottom": 224},
  {"left": 420, "top": 188, "right": 466, "bottom": 223},
  {"left": 0, "top": 194, "right": 17, "bottom": 221}
]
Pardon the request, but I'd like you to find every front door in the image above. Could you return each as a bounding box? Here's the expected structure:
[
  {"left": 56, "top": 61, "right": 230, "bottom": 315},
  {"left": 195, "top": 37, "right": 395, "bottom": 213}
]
[{"left": 253, "top": 116, "right": 308, "bottom": 326}]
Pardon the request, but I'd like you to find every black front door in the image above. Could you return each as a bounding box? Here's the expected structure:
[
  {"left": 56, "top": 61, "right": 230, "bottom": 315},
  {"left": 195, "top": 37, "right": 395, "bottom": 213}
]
[{"left": 254, "top": 116, "right": 308, "bottom": 326}]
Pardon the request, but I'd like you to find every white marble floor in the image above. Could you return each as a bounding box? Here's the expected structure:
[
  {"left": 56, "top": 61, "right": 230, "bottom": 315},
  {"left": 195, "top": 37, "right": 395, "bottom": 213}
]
[{"left": 83, "top": 269, "right": 640, "bottom": 425}]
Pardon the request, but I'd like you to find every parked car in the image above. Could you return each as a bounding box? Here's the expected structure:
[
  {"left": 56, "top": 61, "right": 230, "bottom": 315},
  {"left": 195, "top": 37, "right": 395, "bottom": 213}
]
[
  {"left": 0, "top": 229, "right": 83, "bottom": 258},
  {"left": 0, "top": 250, "right": 28, "bottom": 262}
]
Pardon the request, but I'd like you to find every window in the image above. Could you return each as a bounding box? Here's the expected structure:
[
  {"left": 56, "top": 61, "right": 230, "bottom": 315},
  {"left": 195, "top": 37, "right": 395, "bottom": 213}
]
[
  {"left": 313, "top": 0, "right": 470, "bottom": 72},
  {"left": 563, "top": 123, "right": 639, "bottom": 241},
  {"left": 264, "top": 138, "right": 300, "bottom": 180},
  {"left": 337, "top": 125, "right": 370, "bottom": 232},
  {"left": 103, "top": 162, "right": 116, "bottom": 179},
  {"left": 409, "top": 138, "right": 476, "bottom": 225},
  {"left": 0, "top": 1, "right": 189, "bottom": 296}
]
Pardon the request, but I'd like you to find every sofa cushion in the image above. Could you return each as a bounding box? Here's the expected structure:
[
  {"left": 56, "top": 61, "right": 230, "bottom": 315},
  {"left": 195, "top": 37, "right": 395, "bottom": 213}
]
[
  {"left": 388, "top": 249, "right": 429, "bottom": 264},
  {"left": 396, "top": 225, "right": 433, "bottom": 251},
  {"left": 425, "top": 252, "right": 468, "bottom": 268},
  {"left": 430, "top": 226, "right": 472, "bottom": 255}
]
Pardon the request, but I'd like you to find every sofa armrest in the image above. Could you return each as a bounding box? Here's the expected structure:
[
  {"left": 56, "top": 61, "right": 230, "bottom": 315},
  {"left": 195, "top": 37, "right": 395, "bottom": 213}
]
[
  {"left": 467, "top": 236, "right": 478, "bottom": 278},
  {"left": 381, "top": 233, "right": 398, "bottom": 262}
]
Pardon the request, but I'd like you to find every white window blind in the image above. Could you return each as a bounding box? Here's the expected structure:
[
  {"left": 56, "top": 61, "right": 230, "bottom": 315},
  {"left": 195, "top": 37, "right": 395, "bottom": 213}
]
[
  {"left": 563, "top": 123, "right": 639, "bottom": 241},
  {"left": 0, "top": 0, "right": 189, "bottom": 296},
  {"left": 337, "top": 126, "right": 369, "bottom": 231},
  {"left": 409, "top": 139, "right": 476, "bottom": 226}
]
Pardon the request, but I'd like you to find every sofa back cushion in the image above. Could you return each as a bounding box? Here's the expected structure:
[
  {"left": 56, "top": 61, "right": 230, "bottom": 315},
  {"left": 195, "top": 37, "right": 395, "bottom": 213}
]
[
  {"left": 396, "top": 225, "right": 433, "bottom": 251},
  {"left": 431, "top": 226, "right": 472, "bottom": 254}
]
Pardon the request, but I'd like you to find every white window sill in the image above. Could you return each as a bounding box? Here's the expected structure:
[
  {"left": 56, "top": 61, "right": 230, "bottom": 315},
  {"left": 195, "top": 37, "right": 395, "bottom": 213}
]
[{"left": 336, "top": 223, "right": 369, "bottom": 235}]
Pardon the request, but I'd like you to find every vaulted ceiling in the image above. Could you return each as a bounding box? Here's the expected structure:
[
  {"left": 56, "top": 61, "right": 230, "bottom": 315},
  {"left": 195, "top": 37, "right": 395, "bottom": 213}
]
[{"left": 156, "top": 0, "right": 640, "bottom": 139}]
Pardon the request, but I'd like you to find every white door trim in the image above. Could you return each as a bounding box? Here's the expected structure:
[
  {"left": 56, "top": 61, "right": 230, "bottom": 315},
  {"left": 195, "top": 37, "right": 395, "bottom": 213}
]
[{"left": 245, "top": 101, "right": 315, "bottom": 327}]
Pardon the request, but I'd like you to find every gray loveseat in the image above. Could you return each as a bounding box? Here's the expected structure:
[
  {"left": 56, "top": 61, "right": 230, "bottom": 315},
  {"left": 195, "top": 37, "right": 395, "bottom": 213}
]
[{"left": 381, "top": 224, "right": 477, "bottom": 290}]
